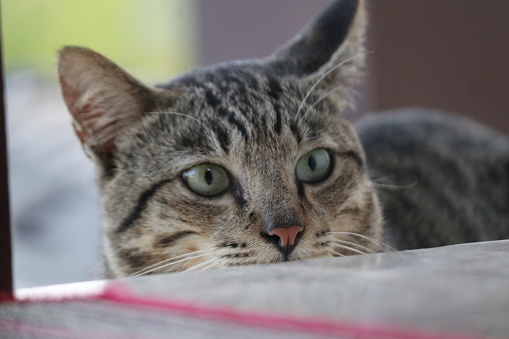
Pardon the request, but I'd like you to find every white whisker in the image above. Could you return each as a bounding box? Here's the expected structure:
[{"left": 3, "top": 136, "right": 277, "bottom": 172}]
[
  {"left": 300, "top": 85, "right": 343, "bottom": 118},
  {"left": 334, "top": 239, "right": 376, "bottom": 254},
  {"left": 333, "top": 242, "right": 367, "bottom": 255},
  {"left": 129, "top": 246, "right": 218, "bottom": 277},
  {"left": 129, "top": 247, "right": 219, "bottom": 278},
  {"left": 373, "top": 181, "right": 417, "bottom": 190},
  {"left": 371, "top": 175, "right": 396, "bottom": 183},
  {"left": 200, "top": 259, "right": 224, "bottom": 271},
  {"left": 329, "top": 231, "right": 396, "bottom": 252},
  {"left": 182, "top": 257, "right": 220, "bottom": 273},
  {"left": 332, "top": 251, "right": 346, "bottom": 257},
  {"left": 295, "top": 51, "right": 372, "bottom": 119},
  {"left": 134, "top": 251, "right": 215, "bottom": 277}
]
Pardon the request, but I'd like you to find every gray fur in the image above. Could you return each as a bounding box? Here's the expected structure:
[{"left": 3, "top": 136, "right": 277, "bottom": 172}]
[{"left": 356, "top": 109, "right": 509, "bottom": 249}]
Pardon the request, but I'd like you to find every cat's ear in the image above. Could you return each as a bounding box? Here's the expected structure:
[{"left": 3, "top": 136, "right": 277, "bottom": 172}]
[
  {"left": 58, "top": 46, "right": 159, "bottom": 170},
  {"left": 269, "top": 0, "right": 366, "bottom": 89}
]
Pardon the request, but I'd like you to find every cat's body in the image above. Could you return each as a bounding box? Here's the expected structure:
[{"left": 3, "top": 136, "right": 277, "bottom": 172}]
[
  {"left": 57, "top": 0, "right": 509, "bottom": 278},
  {"left": 357, "top": 110, "right": 509, "bottom": 250}
]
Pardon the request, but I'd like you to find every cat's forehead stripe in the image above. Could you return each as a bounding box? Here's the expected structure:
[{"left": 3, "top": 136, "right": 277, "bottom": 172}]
[
  {"left": 187, "top": 72, "right": 294, "bottom": 149},
  {"left": 203, "top": 89, "right": 250, "bottom": 152},
  {"left": 273, "top": 102, "right": 283, "bottom": 135},
  {"left": 212, "top": 123, "right": 231, "bottom": 153},
  {"left": 215, "top": 106, "right": 250, "bottom": 142},
  {"left": 266, "top": 75, "right": 283, "bottom": 101}
]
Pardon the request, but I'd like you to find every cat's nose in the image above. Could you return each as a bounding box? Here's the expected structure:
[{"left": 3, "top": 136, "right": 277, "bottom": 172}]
[{"left": 267, "top": 225, "right": 304, "bottom": 256}]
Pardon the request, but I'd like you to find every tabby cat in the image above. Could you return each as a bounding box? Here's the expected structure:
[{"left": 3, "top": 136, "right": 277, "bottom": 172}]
[{"left": 57, "top": 0, "right": 509, "bottom": 278}]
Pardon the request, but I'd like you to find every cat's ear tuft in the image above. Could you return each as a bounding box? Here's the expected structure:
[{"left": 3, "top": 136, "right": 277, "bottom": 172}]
[
  {"left": 270, "top": 0, "right": 366, "bottom": 88},
  {"left": 57, "top": 46, "right": 158, "bottom": 169}
]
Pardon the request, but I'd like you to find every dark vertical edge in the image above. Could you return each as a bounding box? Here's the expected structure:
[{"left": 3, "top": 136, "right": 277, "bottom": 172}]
[{"left": 0, "top": 1, "right": 14, "bottom": 300}]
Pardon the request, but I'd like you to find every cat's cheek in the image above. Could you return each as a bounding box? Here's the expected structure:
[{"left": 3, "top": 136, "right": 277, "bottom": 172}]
[
  {"left": 336, "top": 190, "right": 383, "bottom": 252},
  {"left": 301, "top": 157, "right": 363, "bottom": 207}
]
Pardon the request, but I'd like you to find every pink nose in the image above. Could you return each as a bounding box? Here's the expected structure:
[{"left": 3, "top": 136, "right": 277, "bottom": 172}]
[{"left": 268, "top": 225, "right": 304, "bottom": 248}]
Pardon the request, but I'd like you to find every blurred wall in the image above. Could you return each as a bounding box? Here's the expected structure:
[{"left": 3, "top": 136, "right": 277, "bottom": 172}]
[
  {"left": 197, "top": 0, "right": 330, "bottom": 63},
  {"left": 3, "top": 0, "right": 197, "bottom": 288},
  {"left": 369, "top": 0, "right": 509, "bottom": 134},
  {"left": 2, "top": 0, "right": 196, "bottom": 82}
]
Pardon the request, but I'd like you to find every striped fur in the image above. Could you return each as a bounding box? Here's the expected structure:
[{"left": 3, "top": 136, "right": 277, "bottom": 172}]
[
  {"left": 58, "top": 0, "right": 382, "bottom": 277},
  {"left": 58, "top": 0, "right": 509, "bottom": 278}
]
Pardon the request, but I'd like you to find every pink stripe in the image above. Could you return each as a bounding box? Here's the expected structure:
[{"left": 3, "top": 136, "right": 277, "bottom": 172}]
[{"left": 96, "top": 283, "right": 485, "bottom": 339}]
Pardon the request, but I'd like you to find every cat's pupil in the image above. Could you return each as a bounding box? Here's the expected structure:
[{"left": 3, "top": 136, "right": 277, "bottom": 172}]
[
  {"left": 205, "top": 168, "right": 213, "bottom": 185},
  {"left": 308, "top": 155, "right": 317, "bottom": 171}
]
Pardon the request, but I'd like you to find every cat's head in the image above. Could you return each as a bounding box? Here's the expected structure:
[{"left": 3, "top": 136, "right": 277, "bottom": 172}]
[{"left": 58, "top": 0, "right": 382, "bottom": 277}]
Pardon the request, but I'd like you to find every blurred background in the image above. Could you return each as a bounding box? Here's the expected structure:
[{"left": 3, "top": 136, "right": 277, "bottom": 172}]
[
  {"left": 3, "top": 0, "right": 197, "bottom": 288},
  {"left": 2, "top": 0, "right": 508, "bottom": 288}
]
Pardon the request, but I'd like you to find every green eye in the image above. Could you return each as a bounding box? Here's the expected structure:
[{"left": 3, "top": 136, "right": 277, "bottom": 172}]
[
  {"left": 296, "top": 148, "right": 332, "bottom": 183},
  {"left": 183, "top": 164, "right": 230, "bottom": 196}
]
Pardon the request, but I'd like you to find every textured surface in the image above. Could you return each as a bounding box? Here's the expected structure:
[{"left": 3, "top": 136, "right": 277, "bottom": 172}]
[
  {"left": 2, "top": 240, "right": 509, "bottom": 338},
  {"left": 128, "top": 240, "right": 509, "bottom": 336}
]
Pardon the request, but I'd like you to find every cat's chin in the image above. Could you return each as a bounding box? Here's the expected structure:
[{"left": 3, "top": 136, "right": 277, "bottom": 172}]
[{"left": 261, "top": 251, "right": 337, "bottom": 266}]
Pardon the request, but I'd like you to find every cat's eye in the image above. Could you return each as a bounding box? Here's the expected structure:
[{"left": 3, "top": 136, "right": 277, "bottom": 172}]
[
  {"left": 296, "top": 148, "right": 332, "bottom": 183},
  {"left": 183, "top": 164, "right": 231, "bottom": 196}
]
